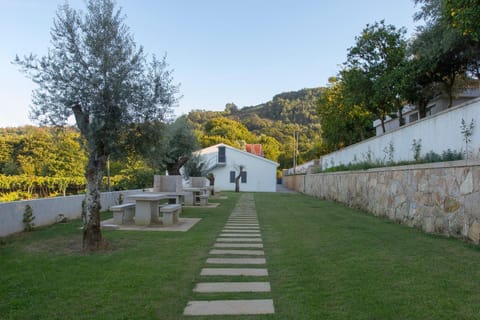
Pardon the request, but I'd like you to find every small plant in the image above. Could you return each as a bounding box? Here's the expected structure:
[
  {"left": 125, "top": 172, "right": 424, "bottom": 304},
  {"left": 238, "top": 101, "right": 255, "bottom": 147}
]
[
  {"left": 362, "top": 148, "right": 374, "bottom": 164},
  {"left": 460, "top": 118, "right": 475, "bottom": 159},
  {"left": 118, "top": 193, "right": 124, "bottom": 205},
  {"left": 22, "top": 205, "right": 35, "bottom": 232},
  {"left": 383, "top": 141, "right": 395, "bottom": 164},
  {"left": 441, "top": 149, "right": 463, "bottom": 161},
  {"left": 412, "top": 139, "right": 422, "bottom": 162}
]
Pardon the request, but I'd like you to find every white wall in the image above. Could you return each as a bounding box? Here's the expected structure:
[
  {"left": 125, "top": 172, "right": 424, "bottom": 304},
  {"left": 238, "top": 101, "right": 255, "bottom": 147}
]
[
  {"left": 322, "top": 98, "right": 480, "bottom": 169},
  {"left": 0, "top": 190, "right": 142, "bottom": 237},
  {"left": 197, "top": 144, "right": 278, "bottom": 192}
]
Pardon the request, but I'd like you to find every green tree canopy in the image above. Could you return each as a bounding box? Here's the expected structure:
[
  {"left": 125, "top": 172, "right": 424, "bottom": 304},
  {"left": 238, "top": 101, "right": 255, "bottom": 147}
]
[
  {"left": 344, "top": 20, "right": 408, "bottom": 133},
  {"left": 15, "top": 0, "right": 178, "bottom": 250}
]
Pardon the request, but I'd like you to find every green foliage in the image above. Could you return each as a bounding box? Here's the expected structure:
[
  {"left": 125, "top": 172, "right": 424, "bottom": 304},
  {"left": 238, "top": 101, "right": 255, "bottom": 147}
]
[
  {"left": 0, "top": 126, "right": 87, "bottom": 177},
  {"left": 412, "top": 0, "right": 479, "bottom": 106},
  {"left": 0, "top": 175, "right": 86, "bottom": 200},
  {"left": 445, "top": 0, "right": 480, "bottom": 41},
  {"left": 318, "top": 77, "right": 374, "bottom": 151},
  {"left": 460, "top": 118, "right": 475, "bottom": 159},
  {"left": 201, "top": 117, "right": 256, "bottom": 149},
  {"left": 344, "top": 21, "right": 408, "bottom": 133},
  {"left": 186, "top": 88, "right": 324, "bottom": 168},
  {"left": 412, "top": 139, "right": 423, "bottom": 162},
  {"left": 183, "top": 154, "right": 210, "bottom": 178},
  {"left": 320, "top": 148, "right": 464, "bottom": 173},
  {"left": 22, "top": 205, "right": 35, "bottom": 232}
]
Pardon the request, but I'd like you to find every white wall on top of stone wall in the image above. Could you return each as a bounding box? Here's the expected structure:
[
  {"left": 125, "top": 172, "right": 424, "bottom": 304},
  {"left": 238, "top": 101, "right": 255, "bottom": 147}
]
[{"left": 322, "top": 98, "right": 480, "bottom": 170}]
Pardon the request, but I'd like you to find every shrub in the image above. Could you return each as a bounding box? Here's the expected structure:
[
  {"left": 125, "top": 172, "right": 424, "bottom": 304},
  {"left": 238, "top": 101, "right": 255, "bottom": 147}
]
[{"left": 22, "top": 205, "right": 35, "bottom": 232}]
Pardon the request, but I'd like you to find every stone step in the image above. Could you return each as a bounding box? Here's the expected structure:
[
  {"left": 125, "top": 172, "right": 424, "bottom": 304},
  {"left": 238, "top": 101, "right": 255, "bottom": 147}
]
[
  {"left": 216, "top": 238, "right": 262, "bottom": 242},
  {"left": 200, "top": 268, "right": 269, "bottom": 276},
  {"left": 206, "top": 257, "right": 266, "bottom": 265},
  {"left": 214, "top": 243, "right": 264, "bottom": 248},
  {"left": 184, "top": 299, "right": 275, "bottom": 316},
  {"left": 209, "top": 249, "right": 265, "bottom": 255}
]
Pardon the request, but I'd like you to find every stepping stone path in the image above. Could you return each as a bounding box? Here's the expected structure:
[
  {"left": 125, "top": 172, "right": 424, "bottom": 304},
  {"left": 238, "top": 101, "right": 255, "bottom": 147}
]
[{"left": 184, "top": 193, "right": 275, "bottom": 316}]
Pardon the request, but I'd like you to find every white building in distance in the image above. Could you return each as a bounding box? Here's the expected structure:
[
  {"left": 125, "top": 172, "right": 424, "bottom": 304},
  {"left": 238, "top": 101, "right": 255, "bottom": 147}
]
[{"left": 193, "top": 143, "right": 279, "bottom": 192}]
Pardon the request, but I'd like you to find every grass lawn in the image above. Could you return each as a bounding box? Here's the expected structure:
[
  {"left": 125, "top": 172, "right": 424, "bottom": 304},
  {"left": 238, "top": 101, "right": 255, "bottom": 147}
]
[
  {"left": 256, "top": 192, "right": 480, "bottom": 320},
  {"left": 1, "top": 192, "right": 480, "bottom": 319}
]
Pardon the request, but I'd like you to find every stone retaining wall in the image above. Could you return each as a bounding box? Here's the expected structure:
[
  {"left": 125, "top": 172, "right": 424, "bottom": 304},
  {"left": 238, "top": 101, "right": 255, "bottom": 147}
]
[{"left": 291, "top": 160, "right": 480, "bottom": 243}]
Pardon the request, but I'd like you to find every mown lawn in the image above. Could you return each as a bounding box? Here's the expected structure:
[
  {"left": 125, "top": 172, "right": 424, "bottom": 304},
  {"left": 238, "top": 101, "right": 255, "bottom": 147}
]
[
  {"left": 1, "top": 192, "right": 480, "bottom": 319},
  {"left": 0, "top": 193, "right": 240, "bottom": 320},
  {"left": 256, "top": 192, "right": 480, "bottom": 320}
]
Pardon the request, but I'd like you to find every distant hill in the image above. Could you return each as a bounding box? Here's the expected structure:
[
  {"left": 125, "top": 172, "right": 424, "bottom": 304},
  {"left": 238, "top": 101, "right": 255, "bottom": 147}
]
[{"left": 186, "top": 87, "right": 325, "bottom": 168}]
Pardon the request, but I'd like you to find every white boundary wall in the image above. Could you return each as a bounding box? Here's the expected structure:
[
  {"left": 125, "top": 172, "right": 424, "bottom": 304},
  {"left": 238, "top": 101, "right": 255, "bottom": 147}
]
[
  {"left": 321, "top": 98, "right": 480, "bottom": 170},
  {"left": 0, "top": 190, "right": 142, "bottom": 237}
]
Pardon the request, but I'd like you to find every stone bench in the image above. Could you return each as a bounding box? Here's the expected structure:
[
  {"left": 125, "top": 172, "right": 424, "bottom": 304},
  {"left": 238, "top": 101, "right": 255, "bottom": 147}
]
[
  {"left": 199, "top": 195, "right": 209, "bottom": 206},
  {"left": 159, "top": 204, "right": 182, "bottom": 226},
  {"left": 110, "top": 203, "right": 135, "bottom": 224}
]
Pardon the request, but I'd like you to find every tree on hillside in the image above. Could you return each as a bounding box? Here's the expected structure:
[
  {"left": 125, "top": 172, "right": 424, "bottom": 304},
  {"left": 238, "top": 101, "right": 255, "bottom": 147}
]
[
  {"left": 343, "top": 21, "right": 408, "bottom": 133},
  {"left": 201, "top": 117, "right": 256, "bottom": 148},
  {"left": 15, "top": 0, "right": 177, "bottom": 250}
]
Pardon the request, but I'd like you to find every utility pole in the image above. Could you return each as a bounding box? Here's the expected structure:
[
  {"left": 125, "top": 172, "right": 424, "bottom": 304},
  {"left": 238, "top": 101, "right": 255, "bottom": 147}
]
[{"left": 293, "top": 131, "right": 298, "bottom": 174}]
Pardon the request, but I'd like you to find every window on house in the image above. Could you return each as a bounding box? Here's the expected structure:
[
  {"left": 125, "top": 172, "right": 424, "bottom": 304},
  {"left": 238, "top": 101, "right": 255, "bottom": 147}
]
[
  {"left": 409, "top": 112, "right": 419, "bottom": 123},
  {"left": 426, "top": 105, "right": 435, "bottom": 116},
  {"left": 229, "top": 171, "right": 235, "bottom": 183},
  {"left": 241, "top": 171, "right": 247, "bottom": 183},
  {"left": 218, "top": 146, "right": 226, "bottom": 163}
]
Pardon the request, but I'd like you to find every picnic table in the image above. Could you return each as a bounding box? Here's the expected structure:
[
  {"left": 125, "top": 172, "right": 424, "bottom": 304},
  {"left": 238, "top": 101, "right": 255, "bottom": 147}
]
[
  {"left": 182, "top": 187, "right": 209, "bottom": 206},
  {"left": 127, "top": 193, "right": 168, "bottom": 225}
]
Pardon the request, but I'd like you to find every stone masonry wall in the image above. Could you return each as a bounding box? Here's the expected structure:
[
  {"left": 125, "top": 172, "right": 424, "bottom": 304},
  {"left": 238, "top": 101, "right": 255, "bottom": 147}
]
[{"left": 300, "top": 160, "right": 480, "bottom": 243}]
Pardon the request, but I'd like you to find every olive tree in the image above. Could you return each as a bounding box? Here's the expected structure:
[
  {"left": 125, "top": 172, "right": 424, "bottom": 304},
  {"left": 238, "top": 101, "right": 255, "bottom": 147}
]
[{"left": 15, "top": 0, "right": 177, "bottom": 250}]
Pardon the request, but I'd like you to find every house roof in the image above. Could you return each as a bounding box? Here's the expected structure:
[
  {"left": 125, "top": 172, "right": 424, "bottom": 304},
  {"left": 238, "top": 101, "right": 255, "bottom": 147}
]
[{"left": 194, "top": 143, "right": 279, "bottom": 167}]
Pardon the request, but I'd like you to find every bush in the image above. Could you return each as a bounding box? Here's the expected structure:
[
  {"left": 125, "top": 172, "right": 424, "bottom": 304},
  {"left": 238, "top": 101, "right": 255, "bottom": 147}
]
[
  {"left": 22, "top": 205, "right": 35, "bottom": 232},
  {"left": 319, "top": 149, "right": 464, "bottom": 173}
]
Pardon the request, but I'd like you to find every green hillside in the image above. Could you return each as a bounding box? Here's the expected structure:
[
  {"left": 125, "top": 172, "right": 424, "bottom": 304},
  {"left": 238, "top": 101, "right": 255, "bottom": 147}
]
[{"left": 186, "top": 87, "right": 325, "bottom": 169}]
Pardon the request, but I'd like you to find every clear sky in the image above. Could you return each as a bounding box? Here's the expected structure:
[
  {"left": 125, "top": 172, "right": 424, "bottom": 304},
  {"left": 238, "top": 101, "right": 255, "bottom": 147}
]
[{"left": 0, "top": 0, "right": 421, "bottom": 127}]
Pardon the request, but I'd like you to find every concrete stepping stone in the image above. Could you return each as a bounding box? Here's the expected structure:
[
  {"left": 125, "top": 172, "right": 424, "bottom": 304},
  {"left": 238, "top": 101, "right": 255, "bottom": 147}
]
[
  {"left": 200, "top": 268, "right": 268, "bottom": 276},
  {"left": 183, "top": 299, "right": 275, "bottom": 316},
  {"left": 220, "top": 233, "right": 261, "bottom": 237},
  {"left": 209, "top": 249, "right": 265, "bottom": 255},
  {"left": 225, "top": 223, "right": 259, "bottom": 226},
  {"left": 206, "top": 257, "right": 266, "bottom": 264},
  {"left": 193, "top": 282, "right": 271, "bottom": 293},
  {"left": 222, "top": 229, "right": 261, "bottom": 233},
  {"left": 223, "top": 226, "right": 260, "bottom": 229},
  {"left": 214, "top": 243, "right": 263, "bottom": 248},
  {"left": 216, "top": 238, "right": 262, "bottom": 242}
]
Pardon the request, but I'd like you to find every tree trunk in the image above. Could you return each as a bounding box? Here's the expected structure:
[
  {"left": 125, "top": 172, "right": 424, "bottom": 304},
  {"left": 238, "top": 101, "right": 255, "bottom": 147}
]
[
  {"left": 207, "top": 173, "right": 215, "bottom": 195},
  {"left": 235, "top": 166, "right": 244, "bottom": 193},
  {"left": 167, "top": 156, "right": 189, "bottom": 176},
  {"left": 82, "top": 152, "right": 107, "bottom": 251},
  {"left": 380, "top": 118, "right": 386, "bottom": 133},
  {"left": 418, "top": 98, "right": 429, "bottom": 119}
]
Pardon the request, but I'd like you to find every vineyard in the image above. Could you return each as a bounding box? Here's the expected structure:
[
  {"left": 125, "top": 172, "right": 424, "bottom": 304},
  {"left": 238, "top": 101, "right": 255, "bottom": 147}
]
[{"left": 0, "top": 126, "right": 155, "bottom": 202}]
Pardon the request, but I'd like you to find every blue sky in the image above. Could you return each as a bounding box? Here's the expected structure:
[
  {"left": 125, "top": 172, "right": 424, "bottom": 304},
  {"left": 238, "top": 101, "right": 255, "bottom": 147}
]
[{"left": 0, "top": 0, "right": 421, "bottom": 127}]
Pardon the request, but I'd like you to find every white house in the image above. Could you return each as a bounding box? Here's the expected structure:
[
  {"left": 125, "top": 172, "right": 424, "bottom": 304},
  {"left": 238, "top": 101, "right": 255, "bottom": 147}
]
[
  {"left": 193, "top": 143, "right": 279, "bottom": 192},
  {"left": 373, "top": 87, "right": 480, "bottom": 136}
]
